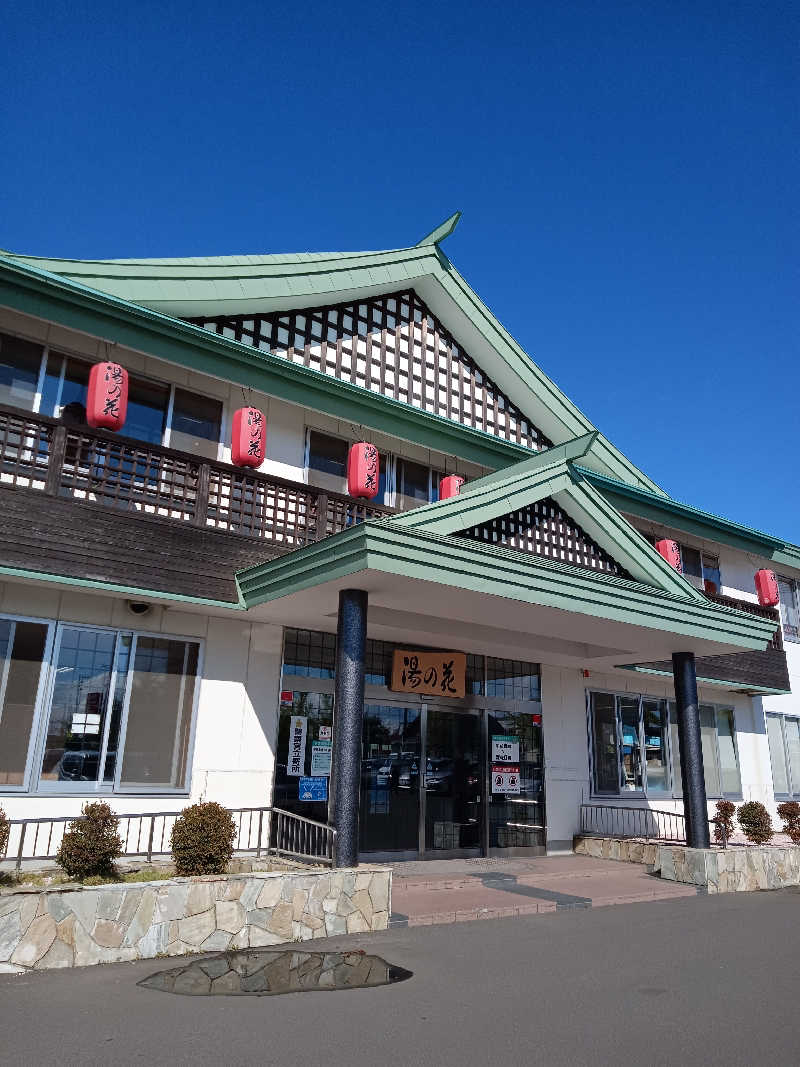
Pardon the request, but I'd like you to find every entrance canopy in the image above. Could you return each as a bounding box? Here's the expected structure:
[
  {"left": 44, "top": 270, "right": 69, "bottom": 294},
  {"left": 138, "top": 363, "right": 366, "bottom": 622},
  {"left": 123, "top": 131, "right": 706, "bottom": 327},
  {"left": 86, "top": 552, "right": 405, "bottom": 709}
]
[{"left": 237, "top": 435, "right": 776, "bottom": 672}]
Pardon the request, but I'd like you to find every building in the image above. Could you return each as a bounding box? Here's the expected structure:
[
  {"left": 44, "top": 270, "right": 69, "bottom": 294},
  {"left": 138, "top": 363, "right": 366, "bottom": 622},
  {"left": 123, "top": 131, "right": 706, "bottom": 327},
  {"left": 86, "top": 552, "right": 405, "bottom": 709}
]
[{"left": 0, "top": 214, "right": 797, "bottom": 864}]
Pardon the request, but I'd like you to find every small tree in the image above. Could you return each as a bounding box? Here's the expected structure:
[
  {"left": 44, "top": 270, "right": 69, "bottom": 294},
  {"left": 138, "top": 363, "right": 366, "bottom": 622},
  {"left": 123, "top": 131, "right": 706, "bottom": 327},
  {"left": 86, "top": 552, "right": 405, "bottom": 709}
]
[
  {"left": 713, "top": 799, "right": 736, "bottom": 845},
  {"left": 56, "top": 802, "right": 123, "bottom": 880},
  {"left": 737, "top": 801, "right": 774, "bottom": 845},
  {"left": 777, "top": 801, "right": 800, "bottom": 845},
  {"left": 171, "top": 801, "right": 236, "bottom": 876},
  {"left": 0, "top": 806, "right": 10, "bottom": 858}
]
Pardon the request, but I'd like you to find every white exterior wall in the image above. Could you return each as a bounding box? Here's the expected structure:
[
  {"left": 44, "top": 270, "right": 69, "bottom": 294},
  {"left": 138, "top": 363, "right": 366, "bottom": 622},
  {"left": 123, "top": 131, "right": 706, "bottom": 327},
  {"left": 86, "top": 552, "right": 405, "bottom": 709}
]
[{"left": 0, "top": 580, "right": 282, "bottom": 823}]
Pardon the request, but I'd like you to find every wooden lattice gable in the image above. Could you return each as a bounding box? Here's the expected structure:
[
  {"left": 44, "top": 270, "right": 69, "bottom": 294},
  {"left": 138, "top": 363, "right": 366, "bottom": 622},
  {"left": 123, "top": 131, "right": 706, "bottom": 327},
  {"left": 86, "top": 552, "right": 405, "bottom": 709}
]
[
  {"left": 389, "top": 434, "right": 708, "bottom": 599},
  {"left": 459, "top": 497, "right": 632, "bottom": 577},
  {"left": 189, "top": 290, "right": 553, "bottom": 453}
]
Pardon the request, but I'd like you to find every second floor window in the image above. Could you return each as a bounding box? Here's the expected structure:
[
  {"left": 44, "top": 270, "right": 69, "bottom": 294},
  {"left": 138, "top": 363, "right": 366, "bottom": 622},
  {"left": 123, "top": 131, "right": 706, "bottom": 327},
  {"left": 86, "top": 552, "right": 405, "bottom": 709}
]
[
  {"left": 395, "top": 458, "right": 441, "bottom": 511},
  {"left": 0, "top": 332, "right": 223, "bottom": 461},
  {"left": 305, "top": 430, "right": 439, "bottom": 509},
  {"left": 777, "top": 576, "right": 800, "bottom": 643},
  {"left": 638, "top": 529, "right": 721, "bottom": 594}
]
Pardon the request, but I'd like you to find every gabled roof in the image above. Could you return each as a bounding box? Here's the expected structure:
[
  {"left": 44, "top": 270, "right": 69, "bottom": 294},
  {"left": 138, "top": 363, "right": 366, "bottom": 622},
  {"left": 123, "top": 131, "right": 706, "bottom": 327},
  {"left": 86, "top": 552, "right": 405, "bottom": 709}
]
[
  {"left": 389, "top": 433, "right": 705, "bottom": 600},
  {"left": 0, "top": 217, "right": 665, "bottom": 495}
]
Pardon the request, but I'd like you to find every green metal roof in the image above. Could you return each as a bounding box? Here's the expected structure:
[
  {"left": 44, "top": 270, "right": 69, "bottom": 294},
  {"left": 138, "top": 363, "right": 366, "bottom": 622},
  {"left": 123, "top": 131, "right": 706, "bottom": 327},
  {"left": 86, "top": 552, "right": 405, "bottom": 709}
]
[
  {"left": 235, "top": 520, "right": 777, "bottom": 653},
  {"left": 578, "top": 467, "right": 800, "bottom": 571},
  {"left": 0, "top": 218, "right": 666, "bottom": 496}
]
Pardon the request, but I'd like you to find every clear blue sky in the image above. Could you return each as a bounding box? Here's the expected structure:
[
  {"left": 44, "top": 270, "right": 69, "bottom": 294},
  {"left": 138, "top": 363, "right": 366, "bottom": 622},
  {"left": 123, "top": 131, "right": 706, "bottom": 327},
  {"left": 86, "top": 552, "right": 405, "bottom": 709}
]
[{"left": 4, "top": 2, "right": 798, "bottom": 538}]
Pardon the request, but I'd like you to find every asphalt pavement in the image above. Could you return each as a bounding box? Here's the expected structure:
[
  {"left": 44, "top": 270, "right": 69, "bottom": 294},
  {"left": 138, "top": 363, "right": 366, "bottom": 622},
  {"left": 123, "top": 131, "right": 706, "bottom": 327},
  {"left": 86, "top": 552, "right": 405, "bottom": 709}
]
[{"left": 2, "top": 888, "right": 799, "bottom": 1067}]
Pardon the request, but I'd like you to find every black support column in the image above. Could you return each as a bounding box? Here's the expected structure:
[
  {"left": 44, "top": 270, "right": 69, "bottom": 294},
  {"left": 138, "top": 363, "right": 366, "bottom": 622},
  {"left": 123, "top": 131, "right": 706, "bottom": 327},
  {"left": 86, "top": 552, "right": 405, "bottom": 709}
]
[
  {"left": 671, "top": 652, "right": 710, "bottom": 849},
  {"left": 330, "top": 589, "right": 368, "bottom": 868}
]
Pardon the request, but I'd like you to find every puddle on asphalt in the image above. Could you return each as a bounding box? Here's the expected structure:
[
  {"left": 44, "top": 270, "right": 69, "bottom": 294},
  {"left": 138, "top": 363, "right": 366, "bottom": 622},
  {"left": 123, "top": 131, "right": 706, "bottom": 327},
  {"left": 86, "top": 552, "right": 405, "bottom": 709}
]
[{"left": 138, "top": 949, "right": 413, "bottom": 997}]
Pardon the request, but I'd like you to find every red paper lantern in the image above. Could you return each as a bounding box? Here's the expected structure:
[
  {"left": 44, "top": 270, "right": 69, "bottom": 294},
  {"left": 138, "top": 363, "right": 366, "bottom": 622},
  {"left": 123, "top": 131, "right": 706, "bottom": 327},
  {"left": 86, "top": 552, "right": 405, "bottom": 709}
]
[
  {"left": 347, "top": 442, "right": 380, "bottom": 499},
  {"left": 655, "top": 539, "right": 682, "bottom": 572},
  {"left": 755, "top": 569, "right": 779, "bottom": 607},
  {"left": 440, "top": 475, "right": 465, "bottom": 501},
  {"left": 231, "top": 406, "right": 266, "bottom": 468},
  {"left": 86, "top": 361, "right": 128, "bottom": 432}
]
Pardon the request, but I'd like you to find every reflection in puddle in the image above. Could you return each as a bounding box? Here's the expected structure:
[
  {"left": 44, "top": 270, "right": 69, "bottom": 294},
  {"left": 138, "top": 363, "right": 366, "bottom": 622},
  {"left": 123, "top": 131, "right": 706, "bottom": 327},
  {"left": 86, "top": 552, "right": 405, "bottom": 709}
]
[{"left": 138, "top": 949, "right": 413, "bottom": 997}]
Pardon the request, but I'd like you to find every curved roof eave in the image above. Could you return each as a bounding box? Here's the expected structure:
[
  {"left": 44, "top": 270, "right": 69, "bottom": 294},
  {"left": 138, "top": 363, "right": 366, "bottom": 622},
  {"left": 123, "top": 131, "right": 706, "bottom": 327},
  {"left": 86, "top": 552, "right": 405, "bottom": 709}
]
[{"left": 1, "top": 227, "right": 664, "bottom": 495}]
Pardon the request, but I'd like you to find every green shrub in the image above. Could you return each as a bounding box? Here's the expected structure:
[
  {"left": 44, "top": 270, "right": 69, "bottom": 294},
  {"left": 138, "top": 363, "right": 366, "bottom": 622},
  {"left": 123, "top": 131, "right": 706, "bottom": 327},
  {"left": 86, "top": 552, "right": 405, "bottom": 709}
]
[
  {"left": 55, "top": 802, "right": 123, "bottom": 880},
  {"left": 777, "top": 801, "right": 800, "bottom": 844},
  {"left": 170, "top": 801, "right": 236, "bottom": 876},
  {"left": 713, "top": 799, "right": 736, "bottom": 844},
  {"left": 737, "top": 801, "right": 774, "bottom": 845},
  {"left": 0, "top": 806, "right": 9, "bottom": 858}
]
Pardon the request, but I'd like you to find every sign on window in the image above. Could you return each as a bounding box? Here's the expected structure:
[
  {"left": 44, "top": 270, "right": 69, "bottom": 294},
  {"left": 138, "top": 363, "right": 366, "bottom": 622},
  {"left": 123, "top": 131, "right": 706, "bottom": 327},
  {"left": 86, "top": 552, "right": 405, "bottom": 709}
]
[
  {"left": 390, "top": 650, "right": 466, "bottom": 699},
  {"left": 287, "top": 715, "right": 307, "bottom": 777},
  {"left": 310, "top": 740, "right": 332, "bottom": 777},
  {"left": 491, "top": 766, "right": 521, "bottom": 794},
  {"left": 491, "top": 735, "right": 519, "bottom": 763}
]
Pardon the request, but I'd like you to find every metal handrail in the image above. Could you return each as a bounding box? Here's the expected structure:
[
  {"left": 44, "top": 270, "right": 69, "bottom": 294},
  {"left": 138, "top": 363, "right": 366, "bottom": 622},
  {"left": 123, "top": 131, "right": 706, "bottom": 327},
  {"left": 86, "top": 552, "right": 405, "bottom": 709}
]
[
  {"left": 579, "top": 802, "right": 726, "bottom": 847},
  {"left": 1, "top": 805, "right": 336, "bottom": 872}
]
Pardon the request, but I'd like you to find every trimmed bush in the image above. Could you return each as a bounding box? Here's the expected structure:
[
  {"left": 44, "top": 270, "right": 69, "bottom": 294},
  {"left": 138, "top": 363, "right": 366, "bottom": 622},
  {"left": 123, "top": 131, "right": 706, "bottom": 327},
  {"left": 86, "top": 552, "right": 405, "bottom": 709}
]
[
  {"left": 171, "top": 801, "right": 236, "bottom": 876},
  {"left": 0, "top": 806, "right": 9, "bottom": 858},
  {"left": 713, "top": 799, "right": 736, "bottom": 844},
  {"left": 55, "top": 802, "right": 123, "bottom": 880},
  {"left": 737, "top": 801, "right": 774, "bottom": 845},
  {"left": 777, "top": 801, "right": 800, "bottom": 844}
]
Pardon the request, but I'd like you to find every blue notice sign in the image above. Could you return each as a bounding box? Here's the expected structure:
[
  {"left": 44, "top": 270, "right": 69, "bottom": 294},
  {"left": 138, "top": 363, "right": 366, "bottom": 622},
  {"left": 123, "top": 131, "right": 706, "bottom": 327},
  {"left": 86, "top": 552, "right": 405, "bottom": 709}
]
[{"left": 299, "top": 777, "right": 327, "bottom": 802}]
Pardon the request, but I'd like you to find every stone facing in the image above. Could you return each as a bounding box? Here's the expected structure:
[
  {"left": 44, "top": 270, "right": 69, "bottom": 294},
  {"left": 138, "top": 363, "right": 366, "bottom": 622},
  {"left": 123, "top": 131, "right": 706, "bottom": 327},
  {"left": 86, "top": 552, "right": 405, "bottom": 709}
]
[
  {"left": 0, "top": 867, "right": 391, "bottom": 971},
  {"left": 573, "top": 835, "right": 660, "bottom": 867},
  {"left": 658, "top": 845, "right": 800, "bottom": 893},
  {"left": 575, "top": 835, "right": 800, "bottom": 893}
]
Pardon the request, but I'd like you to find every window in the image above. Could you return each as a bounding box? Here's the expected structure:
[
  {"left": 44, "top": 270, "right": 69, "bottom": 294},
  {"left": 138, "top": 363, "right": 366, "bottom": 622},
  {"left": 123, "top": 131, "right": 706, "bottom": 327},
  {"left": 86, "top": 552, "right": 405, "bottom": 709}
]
[
  {"left": 678, "top": 544, "right": 721, "bottom": 595},
  {"left": 168, "top": 388, "right": 223, "bottom": 460},
  {"left": 306, "top": 430, "right": 391, "bottom": 502},
  {"left": 117, "top": 637, "right": 199, "bottom": 790},
  {"left": 486, "top": 658, "right": 540, "bottom": 701},
  {"left": 766, "top": 714, "right": 800, "bottom": 798},
  {"left": 776, "top": 576, "right": 800, "bottom": 643},
  {"left": 638, "top": 530, "right": 721, "bottom": 594},
  {"left": 0, "top": 332, "right": 43, "bottom": 411},
  {"left": 26, "top": 344, "right": 223, "bottom": 458},
  {"left": 306, "top": 431, "right": 349, "bottom": 494},
  {"left": 0, "top": 618, "right": 51, "bottom": 788},
  {"left": 281, "top": 628, "right": 538, "bottom": 701},
  {"left": 589, "top": 690, "right": 741, "bottom": 798},
  {"left": 0, "top": 619, "right": 201, "bottom": 795},
  {"left": 395, "top": 458, "right": 441, "bottom": 512}
]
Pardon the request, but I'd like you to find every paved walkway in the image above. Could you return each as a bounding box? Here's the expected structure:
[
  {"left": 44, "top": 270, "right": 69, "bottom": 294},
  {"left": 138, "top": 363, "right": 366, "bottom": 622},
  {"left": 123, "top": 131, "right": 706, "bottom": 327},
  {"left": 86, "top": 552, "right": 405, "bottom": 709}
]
[{"left": 388, "top": 853, "right": 696, "bottom": 926}]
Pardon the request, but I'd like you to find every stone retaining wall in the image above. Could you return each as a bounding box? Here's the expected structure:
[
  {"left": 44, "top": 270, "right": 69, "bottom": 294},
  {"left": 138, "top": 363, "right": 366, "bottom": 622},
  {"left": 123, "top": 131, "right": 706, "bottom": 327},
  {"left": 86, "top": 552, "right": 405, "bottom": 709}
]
[
  {"left": 573, "top": 835, "right": 659, "bottom": 867},
  {"left": 658, "top": 844, "right": 800, "bottom": 892},
  {"left": 0, "top": 866, "right": 391, "bottom": 972}
]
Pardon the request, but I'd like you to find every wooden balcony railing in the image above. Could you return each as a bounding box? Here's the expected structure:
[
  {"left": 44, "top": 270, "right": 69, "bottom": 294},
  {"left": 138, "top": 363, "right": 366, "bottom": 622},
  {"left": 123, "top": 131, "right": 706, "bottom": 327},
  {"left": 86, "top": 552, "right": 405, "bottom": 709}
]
[
  {"left": 0, "top": 403, "right": 394, "bottom": 547},
  {"left": 704, "top": 590, "right": 784, "bottom": 651}
]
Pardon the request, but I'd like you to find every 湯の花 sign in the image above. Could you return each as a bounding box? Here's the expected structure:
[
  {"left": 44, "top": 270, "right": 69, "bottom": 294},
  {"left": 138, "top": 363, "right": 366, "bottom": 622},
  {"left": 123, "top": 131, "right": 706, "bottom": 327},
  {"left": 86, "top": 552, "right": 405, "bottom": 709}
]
[
  {"left": 491, "top": 766, "right": 521, "bottom": 794},
  {"left": 390, "top": 650, "right": 466, "bottom": 699},
  {"left": 287, "top": 715, "right": 307, "bottom": 777}
]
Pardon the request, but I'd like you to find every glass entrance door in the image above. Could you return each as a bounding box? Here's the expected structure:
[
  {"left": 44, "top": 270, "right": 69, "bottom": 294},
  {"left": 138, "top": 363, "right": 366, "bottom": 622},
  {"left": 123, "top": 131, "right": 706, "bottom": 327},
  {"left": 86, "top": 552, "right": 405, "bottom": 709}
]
[
  {"left": 487, "top": 708, "right": 545, "bottom": 852},
  {"left": 359, "top": 703, "right": 421, "bottom": 855},
  {"left": 423, "top": 706, "right": 482, "bottom": 855}
]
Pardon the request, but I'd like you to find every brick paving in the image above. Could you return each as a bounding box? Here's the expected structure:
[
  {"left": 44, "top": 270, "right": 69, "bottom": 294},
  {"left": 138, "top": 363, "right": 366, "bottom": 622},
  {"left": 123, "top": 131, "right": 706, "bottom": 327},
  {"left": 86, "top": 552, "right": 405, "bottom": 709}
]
[{"left": 387, "top": 854, "right": 697, "bottom": 927}]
